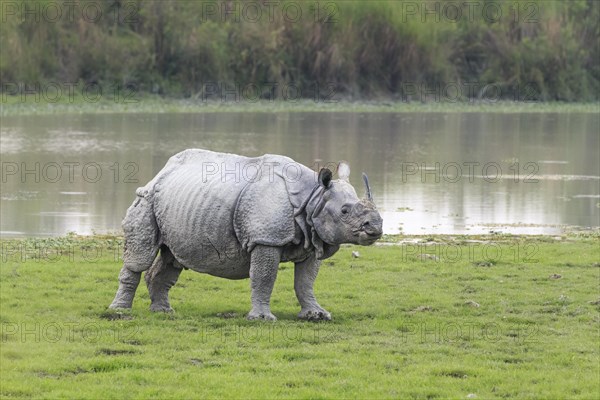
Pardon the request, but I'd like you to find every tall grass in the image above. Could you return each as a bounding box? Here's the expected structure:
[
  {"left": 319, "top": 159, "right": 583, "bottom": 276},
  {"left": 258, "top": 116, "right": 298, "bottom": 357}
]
[{"left": 0, "top": 0, "right": 598, "bottom": 101}]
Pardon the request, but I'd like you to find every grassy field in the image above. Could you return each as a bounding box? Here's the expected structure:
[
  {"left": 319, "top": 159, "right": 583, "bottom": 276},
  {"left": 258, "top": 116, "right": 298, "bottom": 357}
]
[
  {"left": 1, "top": 234, "right": 599, "bottom": 399},
  {"left": 1, "top": 94, "right": 599, "bottom": 117}
]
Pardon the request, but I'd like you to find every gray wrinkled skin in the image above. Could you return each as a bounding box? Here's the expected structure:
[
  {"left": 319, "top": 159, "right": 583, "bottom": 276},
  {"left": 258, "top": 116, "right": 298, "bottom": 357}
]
[{"left": 109, "top": 149, "right": 383, "bottom": 321}]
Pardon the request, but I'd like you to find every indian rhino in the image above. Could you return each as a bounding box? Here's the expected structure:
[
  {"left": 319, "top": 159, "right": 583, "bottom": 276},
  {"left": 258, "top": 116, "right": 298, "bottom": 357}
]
[{"left": 109, "top": 149, "right": 383, "bottom": 321}]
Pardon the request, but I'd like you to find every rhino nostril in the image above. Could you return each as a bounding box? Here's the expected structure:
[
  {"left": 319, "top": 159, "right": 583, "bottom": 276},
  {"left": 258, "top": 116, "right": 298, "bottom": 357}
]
[
  {"left": 362, "top": 221, "right": 380, "bottom": 234},
  {"left": 361, "top": 219, "right": 383, "bottom": 237}
]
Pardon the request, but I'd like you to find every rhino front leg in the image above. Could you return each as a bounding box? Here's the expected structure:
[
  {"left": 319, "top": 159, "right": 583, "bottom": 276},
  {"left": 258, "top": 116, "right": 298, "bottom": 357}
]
[
  {"left": 247, "top": 245, "right": 281, "bottom": 321},
  {"left": 145, "top": 246, "right": 182, "bottom": 313},
  {"left": 295, "top": 255, "right": 331, "bottom": 321}
]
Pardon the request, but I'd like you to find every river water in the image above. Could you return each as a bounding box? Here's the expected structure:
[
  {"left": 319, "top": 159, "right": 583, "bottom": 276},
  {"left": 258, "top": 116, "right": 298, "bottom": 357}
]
[{"left": 1, "top": 112, "right": 598, "bottom": 236}]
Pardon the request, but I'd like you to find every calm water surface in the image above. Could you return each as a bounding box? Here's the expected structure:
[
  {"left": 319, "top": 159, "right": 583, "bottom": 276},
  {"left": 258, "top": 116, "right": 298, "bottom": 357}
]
[{"left": 1, "top": 112, "right": 599, "bottom": 236}]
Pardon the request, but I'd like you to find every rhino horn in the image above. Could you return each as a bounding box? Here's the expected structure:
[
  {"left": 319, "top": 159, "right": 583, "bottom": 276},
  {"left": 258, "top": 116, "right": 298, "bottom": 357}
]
[{"left": 362, "top": 173, "right": 373, "bottom": 203}]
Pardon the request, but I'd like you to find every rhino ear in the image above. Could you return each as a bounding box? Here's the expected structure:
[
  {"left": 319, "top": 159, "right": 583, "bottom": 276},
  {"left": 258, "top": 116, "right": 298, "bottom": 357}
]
[
  {"left": 337, "top": 161, "right": 350, "bottom": 182},
  {"left": 318, "top": 168, "right": 332, "bottom": 188}
]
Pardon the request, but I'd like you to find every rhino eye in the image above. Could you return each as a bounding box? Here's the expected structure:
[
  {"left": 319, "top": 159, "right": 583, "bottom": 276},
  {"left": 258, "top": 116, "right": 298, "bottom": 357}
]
[{"left": 341, "top": 205, "right": 350, "bottom": 215}]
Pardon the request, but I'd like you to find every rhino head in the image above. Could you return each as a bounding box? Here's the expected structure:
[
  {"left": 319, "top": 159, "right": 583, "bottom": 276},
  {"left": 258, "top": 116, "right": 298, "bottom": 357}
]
[{"left": 309, "top": 162, "right": 383, "bottom": 247}]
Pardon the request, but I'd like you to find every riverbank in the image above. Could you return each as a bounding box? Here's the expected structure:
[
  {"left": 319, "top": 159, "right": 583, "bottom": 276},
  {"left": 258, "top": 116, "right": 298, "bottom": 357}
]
[
  {"left": 1, "top": 95, "right": 599, "bottom": 116},
  {"left": 1, "top": 233, "right": 598, "bottom": 398}
]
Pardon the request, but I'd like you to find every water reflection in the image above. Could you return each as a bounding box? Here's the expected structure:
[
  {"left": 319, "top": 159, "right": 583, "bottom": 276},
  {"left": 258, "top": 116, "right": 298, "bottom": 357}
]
[{"left": 1, "top": 112, "right": 598, "bottom": 236}]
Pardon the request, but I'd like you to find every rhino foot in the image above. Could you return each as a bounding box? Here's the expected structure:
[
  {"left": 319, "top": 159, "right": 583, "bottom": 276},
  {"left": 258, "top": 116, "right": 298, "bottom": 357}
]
[
  {"left": 108, "top": 301, "right": 132, "bottom": 310},
  {"left": 247, "top": 310, "right": 277, "bottom": 321},
  {"left": 109, "top": 294, "right": 135, "bottom": 310},
  {"left": 298, "top": 308, "right": 332, "bottom": 321},
  {"left": 149, "top": 303, "right": 174, "bottom": 313}
]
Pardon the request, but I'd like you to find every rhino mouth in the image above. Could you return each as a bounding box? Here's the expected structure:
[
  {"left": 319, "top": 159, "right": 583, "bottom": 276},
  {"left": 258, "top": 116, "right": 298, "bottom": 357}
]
[
  {"left": 364, "top": 231, "right": 382, "bottom": 241},
  {"left": 354, "top": 227, "right": 382, "bottom": 245},
  {"left": 365, "top": 230, "right": 382, "bottom": 239},
  {"left": 361, "top": 221, "right": 382, "bottom": 237},
  {"left": 352, "top": 226, "right": 382, "bottom": 237},
  {"left": 358, "top": 233, "right": 381, "bottom": 246}
]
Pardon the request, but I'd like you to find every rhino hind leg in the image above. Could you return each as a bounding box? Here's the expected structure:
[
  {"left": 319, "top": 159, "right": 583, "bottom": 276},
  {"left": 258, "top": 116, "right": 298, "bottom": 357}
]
[
  {"left": 145, "top": 245, "right": 182, "bottom": 313},
  {"left": 109, "top": 194, "right": 160, "bottom": 309},
  {"left": 109, "top": 266, "right": 143, "bottom": 309}
]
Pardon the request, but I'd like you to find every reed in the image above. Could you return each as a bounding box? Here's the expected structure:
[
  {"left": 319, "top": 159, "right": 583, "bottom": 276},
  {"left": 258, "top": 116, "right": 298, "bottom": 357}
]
[{"left": 0, "top": 0, "right": 598, "bottom": 101}]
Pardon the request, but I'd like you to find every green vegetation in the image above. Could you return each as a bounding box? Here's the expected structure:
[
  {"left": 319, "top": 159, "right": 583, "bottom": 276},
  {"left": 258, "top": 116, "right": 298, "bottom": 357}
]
[
  {"left": 1, "top": 93, "right": 598, "bottom": 116},
  {"left": 1, "top": 0, "right": 599, "bottom": 102},
  {"left": 1, "top": 234, "right": 599, "bottom": 398}
]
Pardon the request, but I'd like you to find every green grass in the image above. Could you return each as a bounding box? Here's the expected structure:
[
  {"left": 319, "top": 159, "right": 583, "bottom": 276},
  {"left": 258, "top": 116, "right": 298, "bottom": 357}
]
[
  {"left": 1, "top": 94, "right": 598, "bottom": 116},
  {"left": 1, "top": 234, "right": 599, "bottom": 399}
]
